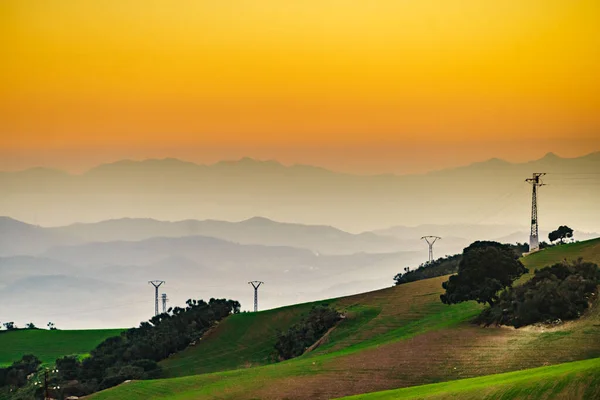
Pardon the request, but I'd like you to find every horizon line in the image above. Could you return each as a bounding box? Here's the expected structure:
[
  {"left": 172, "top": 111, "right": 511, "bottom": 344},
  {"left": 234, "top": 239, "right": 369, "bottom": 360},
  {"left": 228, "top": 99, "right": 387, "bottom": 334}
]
[{"left": 1, "top": 150, "right": 599, "bottom": 177}]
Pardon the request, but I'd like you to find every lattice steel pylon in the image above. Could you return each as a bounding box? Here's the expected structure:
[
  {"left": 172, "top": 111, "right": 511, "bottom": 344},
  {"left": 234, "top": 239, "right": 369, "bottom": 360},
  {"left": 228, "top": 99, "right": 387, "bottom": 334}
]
[
  {"left": 421, "top": 236, "right": 441, "bottom": 264},
  {"left": 525, "top": 173, "right": 546, "bottom": 252},
  {"left": 248, "top": 281, "right": 264, "bottom": 312},
  {"left": 148, "top": 280, "right": 165, "bottom": 316}
]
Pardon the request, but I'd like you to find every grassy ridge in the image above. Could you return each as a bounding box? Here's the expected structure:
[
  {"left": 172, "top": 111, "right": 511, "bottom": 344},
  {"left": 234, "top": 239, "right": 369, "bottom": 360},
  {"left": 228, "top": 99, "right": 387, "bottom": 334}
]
[
  {"left": 90, "top": 295, "right": 600, "bottom": 400},
  {"left": 90, "top": 300, "right": 481, "bottom": 400},
  {"left": 92, "top": 237, "right": 600, "bottom": 399},
  {"left": 160, "top": 302, "right": 317, "bottom": 376},
  {"left": 161, "top": 238, "right": 600, "bottom": 379},
  {"left": 522, "top": 238, "right": 600, "bottom": 271},
  {"left": 339, "top": 357, "right": 600, "bottom": 399},
  {"left": 160, "top": 274, "right": 475, "bottom": 377},
  {"left": 0, "top": 329, "right": 124, "bottom": 366}
]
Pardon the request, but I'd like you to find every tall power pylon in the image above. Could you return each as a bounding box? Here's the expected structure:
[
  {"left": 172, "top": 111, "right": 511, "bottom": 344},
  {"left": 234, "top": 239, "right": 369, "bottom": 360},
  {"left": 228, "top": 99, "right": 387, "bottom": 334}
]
[
  {"left": 161, "top": 293, "right": 169, "bottom": 314},
  {"left": 248, "top": 281, "right": 264, "bottom": 312},
  {"left": 526, "top": 173, "right": 546, "bottom": 252},
  {"left": 421, "top": 236, "right": 441, "bottom": 264},
  {"left": 148, "top": 280, "right": 165, "bottom": 316}
]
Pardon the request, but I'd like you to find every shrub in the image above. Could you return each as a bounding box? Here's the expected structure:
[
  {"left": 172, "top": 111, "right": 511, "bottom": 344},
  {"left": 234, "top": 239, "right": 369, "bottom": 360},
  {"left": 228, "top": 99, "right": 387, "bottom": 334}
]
[
  {"left": 0, "top": 354, "right": 41, "bottom": 388},
  {"left": 394, "top": 254, "right": 461, "bottom": 285},
  {"left": 477, "top": 258, "right": 600, "bottom": 328},
  {"left": 274, "top": 305, "right": 341, "bottom": 360}
]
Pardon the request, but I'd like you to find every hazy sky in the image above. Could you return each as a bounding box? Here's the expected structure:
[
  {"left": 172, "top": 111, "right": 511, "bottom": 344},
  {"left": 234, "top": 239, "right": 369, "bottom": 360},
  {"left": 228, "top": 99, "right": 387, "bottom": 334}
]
[{"left": 1, "top": 1, "right": 599, "bottom": 174}]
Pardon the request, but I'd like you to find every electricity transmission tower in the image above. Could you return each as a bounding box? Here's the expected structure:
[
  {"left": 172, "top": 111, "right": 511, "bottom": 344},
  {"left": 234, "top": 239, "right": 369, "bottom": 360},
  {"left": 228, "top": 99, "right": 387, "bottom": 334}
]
[
  {"left": 526, "top": 173, "right": 546, "bottom": 252},
  {"left": 148, "top": 280, "right": 165, "bottom": 316},
  {"left": 161, "top": 293, "right": 169, "bottom": 314},
  {"left": 248, "top": 281, "right": 264, "bottom": 312},
  {"left": 421, "top": 236, "right": 441, "bottom": 264}
]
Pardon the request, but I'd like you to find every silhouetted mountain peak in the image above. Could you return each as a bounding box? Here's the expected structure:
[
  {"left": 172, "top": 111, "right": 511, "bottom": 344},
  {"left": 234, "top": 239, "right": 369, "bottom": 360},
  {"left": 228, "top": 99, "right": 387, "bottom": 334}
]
[
  {"left": 539, "top": 152, "right": 561, "bottom": 161},
  {"left": 581, "top": 151, "right": 600, "bottom": 160},
  {"left": 0, "top": 167, "right": 70, "bottom": 178},
  {"left": 488, "top": 157, "right": 510, "bottom": 164},
  {"left": 240, "top": 216, "right": 277, "bottom": 226},
  {"left": 86, "top": 158, "right": 202, "bottom": 174},
  {"left": 431, "top": 156, "right": 512, "bottom": 175},
  {"left": 478, "top": 157, "right": 511, "bottom": 167},
  {"left": 213, "top": 158, "right": 284, "bottom": 169},
  {"left": 0, "top": 216, "right": 40, "bottom": 230}
]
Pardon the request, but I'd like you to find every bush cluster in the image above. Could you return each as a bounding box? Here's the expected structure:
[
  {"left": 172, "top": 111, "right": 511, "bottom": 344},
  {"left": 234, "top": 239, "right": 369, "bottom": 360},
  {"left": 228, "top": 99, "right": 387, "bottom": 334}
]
[
  {"left": 0, "top": 354, "right": 41, "bottom": 389},
  {"left": 68, "top": 298, "right": 239, "bottom": 396},
  {"left": 394, "top": 254, "right": 461, "bottom": 285},
  {"left": 395, "top": 243, "right": 529, "bottom": 286},
  {"left": 477, "top": 259, "right": 600, "bottom": 328},
  {"left": 2, "top": 298, "right": 240, "bottom": 399},
  {"left": 274, "top": 305, "right": 341, "bottom": 360}
]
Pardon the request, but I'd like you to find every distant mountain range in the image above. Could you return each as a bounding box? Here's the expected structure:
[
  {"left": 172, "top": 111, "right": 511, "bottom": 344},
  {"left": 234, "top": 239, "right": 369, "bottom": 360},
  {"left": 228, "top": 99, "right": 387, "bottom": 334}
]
[
  {"left": 1, "top": 151, "right": 598, "bottom": 328},
  {"left": 0, "top": 217, "right": 81, "bottom": 256},
  {"left": 1, "top": 214, "right": 598, "bottom": 328},
  {"left": 0, "top": 216, "right": 426, "bottom": 329},
  {"left": 0, "top": 216, "right": 403, "bottom": 256},
  {"left": 4, "top": 216, "right": 596, "bottom": 259},
  {"left": 1, "top": 152, "right": 598, "bottom": 232},
  {"left": 46, "top": 216, "right": 402, "bottom": 255}
]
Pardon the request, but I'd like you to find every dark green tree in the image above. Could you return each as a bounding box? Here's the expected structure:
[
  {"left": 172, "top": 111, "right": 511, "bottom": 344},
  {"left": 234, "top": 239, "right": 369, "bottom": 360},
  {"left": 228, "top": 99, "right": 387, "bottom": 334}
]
[
  {"left": 548, "top": 225, "right": 573, "bottom": 244},
  {"left": 440, "top": 241, "right": 528, "bottom": 307},
  {"left": 25, "top": 322, "right": 37, "bottom": 329},
  {"left": 2, "top": 322, "right": 16, "bottom": 331}
]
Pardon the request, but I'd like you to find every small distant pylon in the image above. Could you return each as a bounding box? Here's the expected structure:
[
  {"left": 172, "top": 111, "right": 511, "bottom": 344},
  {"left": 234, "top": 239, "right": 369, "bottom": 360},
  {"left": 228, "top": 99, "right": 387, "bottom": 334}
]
[
  {"left": 148, "top": 280, "right": 165, "bottom": 316},
  {"left": 161, "top": 293, "right": 169, "bottom": 314},
  {"left": 248, "top": 281, "right": 264, "bottom": 312},
  {"left": 421, "top": 236, "right": 441, "bottom": 264}
]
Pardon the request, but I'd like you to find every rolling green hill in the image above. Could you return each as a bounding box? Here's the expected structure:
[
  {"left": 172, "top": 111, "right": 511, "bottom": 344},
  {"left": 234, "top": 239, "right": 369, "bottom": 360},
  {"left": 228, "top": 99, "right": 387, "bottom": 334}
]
[
  {"left": 522, "top": 238, "right": 600, "bottom": 271},
  {"left": 88, "top": 237, "right": 600, "bottom": 399},
  {"left": 0, "top": 329, "right": 124, "bottom": 367},
  {"left": 159, "top": 276, "right": 479, "bottom": 378},
  {"left": 340, "top": 357, "right": 600, "bottom": 400}
]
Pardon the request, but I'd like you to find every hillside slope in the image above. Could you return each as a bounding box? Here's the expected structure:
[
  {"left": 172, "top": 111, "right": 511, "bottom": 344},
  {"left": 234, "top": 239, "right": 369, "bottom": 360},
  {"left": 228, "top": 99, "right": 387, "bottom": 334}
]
[
  {"left": 522, "top": 238, "right": 600, "bottom": 271},
  {"left": 0, "top": 329, "right": 124, "bottom": 367},
  {"left": 160, "top": 275, "right": 474, "bottom": 377},
  {"left": 340, "top": 357, "right": 600, "bottom": 400},
  {"left": 90, "top": 238, "right": 600, "bottom": 399}
]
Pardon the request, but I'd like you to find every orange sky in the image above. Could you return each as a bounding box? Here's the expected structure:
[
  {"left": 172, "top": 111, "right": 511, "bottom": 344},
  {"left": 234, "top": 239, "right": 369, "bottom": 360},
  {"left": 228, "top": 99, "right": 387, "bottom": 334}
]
[{"left": 1, "top": 1, "right": 599, "bottom": 173}]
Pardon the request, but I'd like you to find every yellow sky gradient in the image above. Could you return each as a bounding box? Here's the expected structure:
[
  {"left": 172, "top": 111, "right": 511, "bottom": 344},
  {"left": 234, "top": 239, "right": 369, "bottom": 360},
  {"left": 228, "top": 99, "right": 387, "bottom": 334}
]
[{"left": 1, "top": 1, "right": 599, "bottom": 173}]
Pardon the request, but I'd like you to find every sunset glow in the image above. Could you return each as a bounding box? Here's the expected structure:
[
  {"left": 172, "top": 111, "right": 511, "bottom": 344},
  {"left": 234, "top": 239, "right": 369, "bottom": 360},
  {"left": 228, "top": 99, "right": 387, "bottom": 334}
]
[{"left": 1, "top": 1, "right": 599, "bottom": 172}]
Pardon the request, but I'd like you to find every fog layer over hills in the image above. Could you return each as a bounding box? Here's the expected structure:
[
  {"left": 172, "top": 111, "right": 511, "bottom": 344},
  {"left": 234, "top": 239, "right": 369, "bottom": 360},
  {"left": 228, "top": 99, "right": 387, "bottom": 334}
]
[
  {"left": 1, "top": 214, "right": 598, "bottom": 329},
  {"left": 0, "top": 152, "right": 598, "bottom": 329}
]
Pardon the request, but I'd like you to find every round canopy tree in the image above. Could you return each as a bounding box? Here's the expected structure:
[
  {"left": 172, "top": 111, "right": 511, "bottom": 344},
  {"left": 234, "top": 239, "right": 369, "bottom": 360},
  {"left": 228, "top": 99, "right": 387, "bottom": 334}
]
[
  {"left": 548, "top": 225, "right": 573, "bottom": 244},
  {"left": 440, "top": 241, "right": 528, "bottom": 307}
]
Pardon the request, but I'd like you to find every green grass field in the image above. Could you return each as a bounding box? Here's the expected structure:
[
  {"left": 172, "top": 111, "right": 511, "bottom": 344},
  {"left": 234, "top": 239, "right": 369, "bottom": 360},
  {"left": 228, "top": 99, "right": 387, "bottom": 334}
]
[
  {"left": 518, "top": 238, "right": 600, "bottom": 281},
  {"left": 339, "top": 357, "right": 600, "bottom": 400},
  {"left": 0, "top": 329, "right": 124, "bottom": 367},
  {"left": 88, "top": 237, "right": 600, "bottom": 399},
  {"left": 159, "top": 281, "right": 480, "bottom": 378}
]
